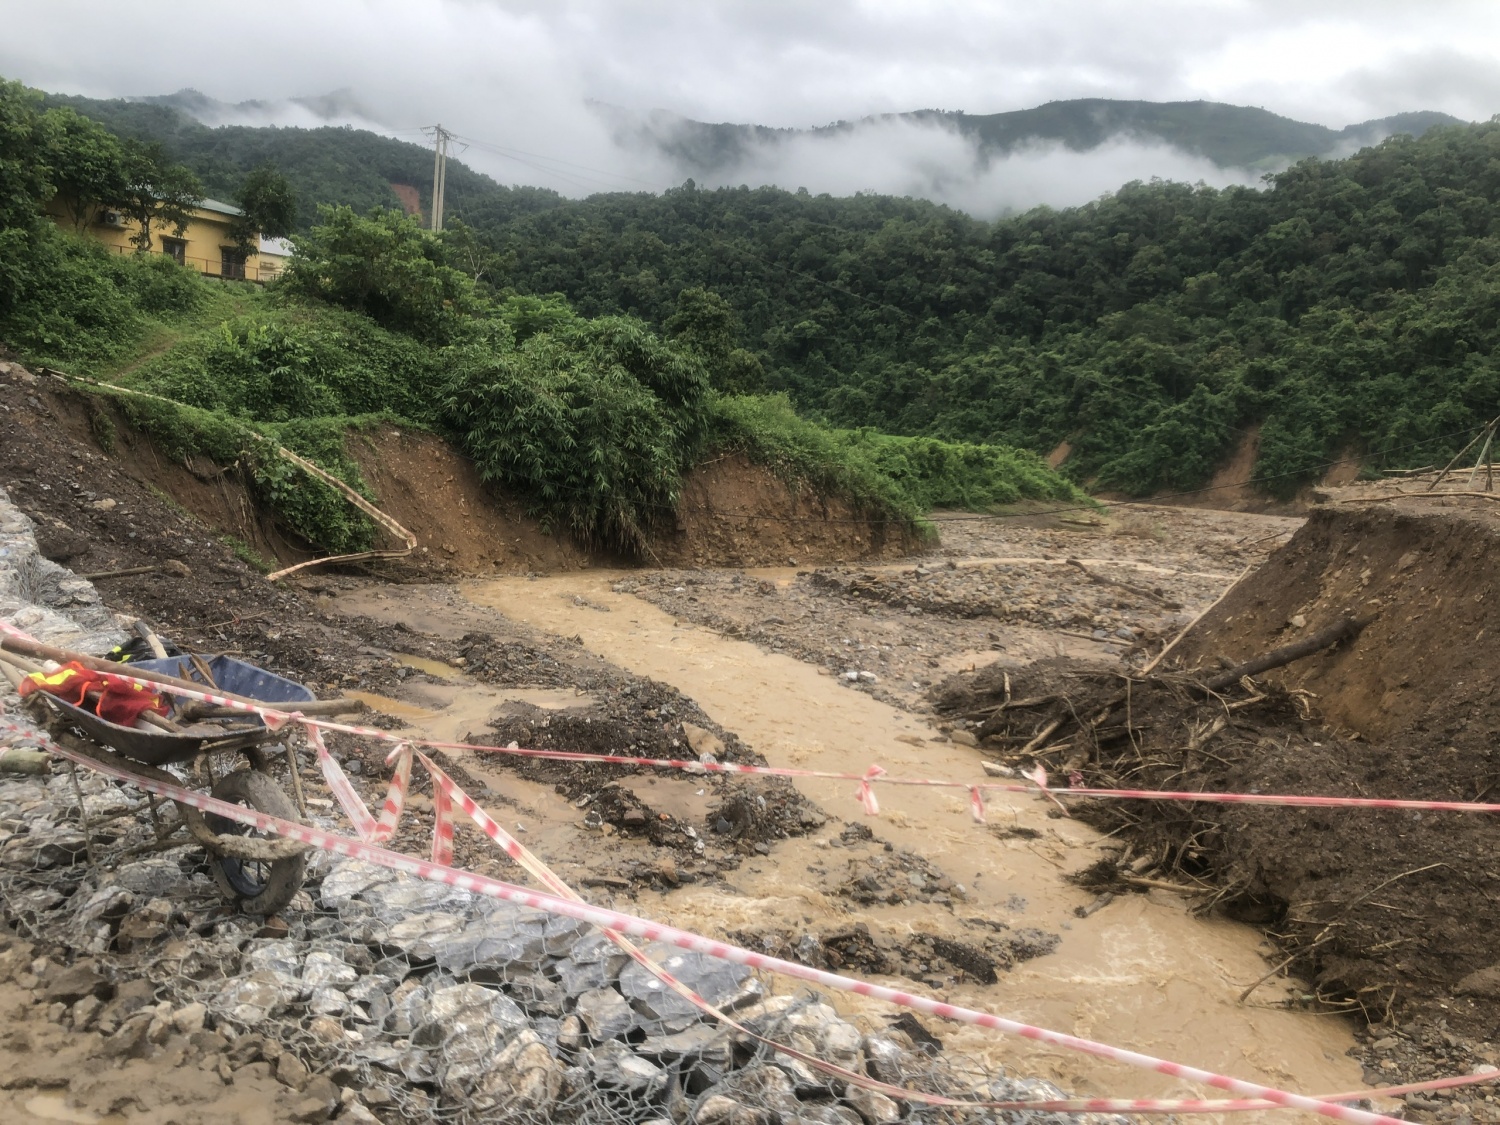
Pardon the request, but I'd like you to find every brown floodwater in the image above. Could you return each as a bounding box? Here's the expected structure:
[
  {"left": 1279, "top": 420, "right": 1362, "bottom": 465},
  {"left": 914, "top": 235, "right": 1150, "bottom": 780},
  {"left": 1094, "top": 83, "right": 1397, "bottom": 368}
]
[{"left": 450, "top": 569, "right": 1376, "bottom": 1120}]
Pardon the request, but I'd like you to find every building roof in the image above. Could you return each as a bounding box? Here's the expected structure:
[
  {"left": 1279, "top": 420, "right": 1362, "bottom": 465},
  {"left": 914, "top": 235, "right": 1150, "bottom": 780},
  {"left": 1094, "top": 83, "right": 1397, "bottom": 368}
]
[
  {"left": 259, "top": 236, "right": 294, "bottom": 258},
  {"left": 196, "top": 198, "right": 246, "bottom": 218}
]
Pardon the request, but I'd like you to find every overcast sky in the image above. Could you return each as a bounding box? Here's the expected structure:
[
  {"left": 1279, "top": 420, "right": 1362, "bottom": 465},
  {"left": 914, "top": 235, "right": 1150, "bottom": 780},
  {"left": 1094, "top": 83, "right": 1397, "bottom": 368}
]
[{"left": 5, "top": 1, "right": 1500, "bottom": 212}]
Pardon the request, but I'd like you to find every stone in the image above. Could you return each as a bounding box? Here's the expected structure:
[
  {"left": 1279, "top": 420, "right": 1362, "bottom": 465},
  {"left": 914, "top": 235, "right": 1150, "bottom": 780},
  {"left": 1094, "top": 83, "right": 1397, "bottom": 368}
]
[
  {"left": 410, "top": 983, "right": 528, "bottom": 1094},
  {"left": 318, "top": 859, "right": 398, "bottom": 908},
  {"left": 309, "top": 987, "right": 350, "bottom": 1018},
  {"left": 288, "top": 1097, "right": 332, "bottom": 1123},
  {"left": 574, "top": 986, "right": 635, "bottom": 1041},
  {"left": 619, "top": 942, "right": 752, "bottom": 1030},
  {"left": 636, "top": 1021, "right": 733, "bottom": 1065},
  {"left": 949, "top": 730, "right": 978, "bottom": 747},
  {"left": 70, "top": 994, "right": 102, "bottom": 1031},
  {"left": 302, "top": 1074, "right": 340, "bottom": 1112},
  {"left": 214, "top": 971, "right": 298, "bottom": 1026},
  {"left": 43, "top": 962, "right": 109, "bottom": 1005},
  {"left": 110, "top": 858, "right": 188, "bottom": 897},
  {"left": 709, "top": 1064, "right": 800, "bottom": 1112},
  {"left": 696, "top": 1096, "right": 774, "bottom": 1125},
  {"left": 301, "top": 951, "right": 357, "bottom": 991},
  {"left": 361, "top": 876, "right": 473, "bottom": 924},
  {"left": 96, "top": 978, "right": 156, "bottom": 1034},
  {"left": 472, "top": 1029, "right": 560, "bottom": 1111},
  {"left": 276, "top": 1052, "right": 311, "bottom": 1090},
  {"left": 790, "top": 1108, "right": 864, "bottom": 1125},
  {"left": 843, "top": 1086, "right": 900, "bottom": 1123},
  {"left": 170, "top": 1001, "right": 206, "bottom": 1034},
  {"left": 308, "top": 1016, "right": 346, "bottom": 1042},
  {"left": 1456, "top": 965, "right": 1500, "bottom": 999},
  {"left": 588, "top": 1039, "right": 667, "bottom": 1093}
]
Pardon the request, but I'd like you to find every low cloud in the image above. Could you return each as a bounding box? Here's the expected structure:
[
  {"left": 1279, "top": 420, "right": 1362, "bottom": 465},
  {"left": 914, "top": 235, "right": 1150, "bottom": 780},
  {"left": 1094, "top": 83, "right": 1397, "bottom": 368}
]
[{"left": 675, "top": 117, "right": 1262, "bottom": 216}]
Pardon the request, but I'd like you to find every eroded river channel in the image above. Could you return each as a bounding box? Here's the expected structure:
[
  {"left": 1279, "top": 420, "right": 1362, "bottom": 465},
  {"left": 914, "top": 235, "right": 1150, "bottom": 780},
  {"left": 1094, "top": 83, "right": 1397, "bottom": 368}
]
[{"left": 330, "top": 505, "right": 1382, "bottom": 1121}]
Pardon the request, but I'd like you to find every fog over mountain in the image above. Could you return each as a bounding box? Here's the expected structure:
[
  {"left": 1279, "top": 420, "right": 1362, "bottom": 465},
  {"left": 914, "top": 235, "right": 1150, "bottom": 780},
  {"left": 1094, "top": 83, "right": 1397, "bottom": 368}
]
[
  {"left": 118, "top": 87, "right": 1464, "bottom": 217},
  {"left": 5, "top": 1, "right": 1495, "bottom": 215}
]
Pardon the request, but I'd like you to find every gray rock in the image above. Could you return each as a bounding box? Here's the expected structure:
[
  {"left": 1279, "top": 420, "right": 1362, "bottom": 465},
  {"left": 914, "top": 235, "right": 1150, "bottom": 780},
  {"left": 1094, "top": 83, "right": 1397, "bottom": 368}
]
[
  {"left": 557, "top": 932, "right": 630, "bottom": 996},
  {"left": 319, "top": 859, "right": 398, "bottom": 909},
  {"left": 574, "top": 986, "right": 635, "bottom": 1041},
  {"left": 636, "top": 1021, "right": 733, "bottom": 1064},
  {"left": 587, "top": 1039, "right": 667, "bottom": 1093},
  {"left": 619, "top": 942, "right": 753, "bottom": 1030},
  {"left": 362, "top": 878, "right": 473, "bottom": 924},
  {"left": 107, "top": 864, "right": 187, "bottom": 900},
  {"left": 301, "top": 950, "right": 357, "bottom": 991},
  {"left": 842, "top": 1086, "right": 899, "bottom": 1123},
  {"left": 790, "top": 1108, "right": 863, "bottom": 1125},
  {"left": 700, "top": 1065, "right": 800, "bottom": 1115},
  {"left": 410, "top": 983, "right": 529, "bottom": 1094},
  {"left": 378, "top": 911, "right": 467, "bottom": 960},
  {"left": 308, "top": 987, "right": 350, "bottom": 1017},
  {"left": 213, "top": 971, "right": 299, "bottom": 1026},
  {"left": 472, "top": 1028, "right": 561, "bottom": 1110}
]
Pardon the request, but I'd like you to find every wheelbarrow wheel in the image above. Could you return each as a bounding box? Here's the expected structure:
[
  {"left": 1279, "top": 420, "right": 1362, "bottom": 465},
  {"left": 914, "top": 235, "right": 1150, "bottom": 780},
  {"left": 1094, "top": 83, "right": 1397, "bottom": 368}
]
[{"left": 204, "top": 769, "right": 306, "bottom": 916}]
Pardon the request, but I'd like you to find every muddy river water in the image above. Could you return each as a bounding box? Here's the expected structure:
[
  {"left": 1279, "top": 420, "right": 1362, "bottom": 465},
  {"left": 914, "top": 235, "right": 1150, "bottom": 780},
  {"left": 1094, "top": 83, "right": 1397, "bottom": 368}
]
[{"left": 332, "top": 547, "right": 1377, "bottom": 1121}]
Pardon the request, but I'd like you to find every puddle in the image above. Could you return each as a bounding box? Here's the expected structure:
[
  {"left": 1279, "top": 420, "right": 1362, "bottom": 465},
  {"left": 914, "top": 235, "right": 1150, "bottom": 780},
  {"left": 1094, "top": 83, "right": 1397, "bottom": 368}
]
[
  {"left": 394, "top": 653, "right": 466, "bottom": 679},
  {"left": 456, "top": 569, "right": 1373, "bottom": 1117}
]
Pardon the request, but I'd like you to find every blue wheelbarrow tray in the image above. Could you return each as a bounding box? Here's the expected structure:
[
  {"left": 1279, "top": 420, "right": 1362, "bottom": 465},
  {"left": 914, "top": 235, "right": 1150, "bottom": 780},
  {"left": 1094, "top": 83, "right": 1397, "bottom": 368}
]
[{"left": 36, "top": 655, "right": 316, "bottom": 767}]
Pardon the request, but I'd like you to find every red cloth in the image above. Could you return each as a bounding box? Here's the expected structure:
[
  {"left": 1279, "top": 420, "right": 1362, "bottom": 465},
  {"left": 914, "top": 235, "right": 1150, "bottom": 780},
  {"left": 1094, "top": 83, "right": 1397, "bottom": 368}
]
[{"left": 19, "top": 662, "right": 170, "bottom": 726}]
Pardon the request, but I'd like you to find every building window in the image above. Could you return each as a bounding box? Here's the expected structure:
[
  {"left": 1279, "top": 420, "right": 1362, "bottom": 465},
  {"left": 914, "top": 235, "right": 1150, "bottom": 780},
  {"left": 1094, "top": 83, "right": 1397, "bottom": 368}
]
[
  {"left": 161, "top": 237, "right": 186, "bottom": 266},
  {"left": 220, "top": 248, "right": 247, "bottom": 280}
]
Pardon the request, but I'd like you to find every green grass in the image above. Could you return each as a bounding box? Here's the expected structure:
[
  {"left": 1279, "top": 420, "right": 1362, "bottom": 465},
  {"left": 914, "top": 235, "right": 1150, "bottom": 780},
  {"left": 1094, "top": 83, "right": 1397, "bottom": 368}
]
[{"left": 707, "top": 393, "right": 1087, "bottom": 522}]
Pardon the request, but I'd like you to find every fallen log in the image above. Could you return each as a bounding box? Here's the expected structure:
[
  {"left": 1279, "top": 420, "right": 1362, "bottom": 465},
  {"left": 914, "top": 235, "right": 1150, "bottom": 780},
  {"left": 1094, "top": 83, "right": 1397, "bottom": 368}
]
[
  {"left": 0, "top": 634, "right": 366, "bottom": 717},
  {"left": 1202, "top": 615, "right": 1371, "bottom": 693}
]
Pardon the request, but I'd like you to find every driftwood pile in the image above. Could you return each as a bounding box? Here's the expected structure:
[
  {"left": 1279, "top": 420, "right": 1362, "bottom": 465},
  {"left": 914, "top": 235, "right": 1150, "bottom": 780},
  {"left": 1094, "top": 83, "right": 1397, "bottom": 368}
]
[{"left": 933, "top": 614, "right": 1372, "bottom": 911}]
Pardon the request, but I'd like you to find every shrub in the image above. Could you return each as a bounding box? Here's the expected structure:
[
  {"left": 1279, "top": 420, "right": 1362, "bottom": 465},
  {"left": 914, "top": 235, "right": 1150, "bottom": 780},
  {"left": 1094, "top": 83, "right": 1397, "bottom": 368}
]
[{"left": 441, "top": 316, "right": 710, "bottom": 551}]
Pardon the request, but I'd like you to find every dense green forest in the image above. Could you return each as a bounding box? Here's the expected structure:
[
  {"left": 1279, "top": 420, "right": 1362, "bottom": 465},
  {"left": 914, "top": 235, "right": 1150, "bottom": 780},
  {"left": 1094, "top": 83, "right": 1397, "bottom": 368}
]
[
  {"left": 0, "top": 79, "right": 1081, "bottom": 556},
  {"left": 33, "top": 80, "right": 1500, "bottom": 498}
]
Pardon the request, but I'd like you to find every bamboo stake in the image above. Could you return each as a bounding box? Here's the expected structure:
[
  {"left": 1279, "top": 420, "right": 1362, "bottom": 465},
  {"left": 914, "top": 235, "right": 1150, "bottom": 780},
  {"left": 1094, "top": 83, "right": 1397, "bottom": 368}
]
[{"left": 1140, "top": 564, "right": 1254, "bottom": 676}]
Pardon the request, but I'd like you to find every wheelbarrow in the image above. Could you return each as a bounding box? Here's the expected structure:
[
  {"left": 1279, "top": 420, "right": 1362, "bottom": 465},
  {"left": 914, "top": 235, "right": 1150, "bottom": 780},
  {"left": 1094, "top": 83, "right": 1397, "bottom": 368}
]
[{"left": 29, "top": 654, "right": 317, "bottom": 917}]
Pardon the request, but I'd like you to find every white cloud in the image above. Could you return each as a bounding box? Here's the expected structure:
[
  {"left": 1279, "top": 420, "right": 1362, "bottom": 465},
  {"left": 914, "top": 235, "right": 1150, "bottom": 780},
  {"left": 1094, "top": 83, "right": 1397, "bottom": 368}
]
[{"left": 1, "top": 0, "right": 1496, "bottom": 212}]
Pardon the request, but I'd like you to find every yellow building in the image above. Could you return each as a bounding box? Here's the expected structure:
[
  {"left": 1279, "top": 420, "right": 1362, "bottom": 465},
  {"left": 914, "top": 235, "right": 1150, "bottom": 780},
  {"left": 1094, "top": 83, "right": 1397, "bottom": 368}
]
[{"left": 48, "top": 197, "right": 285, "bottom": 282}]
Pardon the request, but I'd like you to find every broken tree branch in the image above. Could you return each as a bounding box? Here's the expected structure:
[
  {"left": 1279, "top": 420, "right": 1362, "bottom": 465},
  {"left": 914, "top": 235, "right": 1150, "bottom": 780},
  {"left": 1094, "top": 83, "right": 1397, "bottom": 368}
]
[
  {"left": 1202, "top": 615, "right": 1373, "bottom": 693},
  {"left": 1066, "top": 558, "right": 1179, "bottom": 607}
]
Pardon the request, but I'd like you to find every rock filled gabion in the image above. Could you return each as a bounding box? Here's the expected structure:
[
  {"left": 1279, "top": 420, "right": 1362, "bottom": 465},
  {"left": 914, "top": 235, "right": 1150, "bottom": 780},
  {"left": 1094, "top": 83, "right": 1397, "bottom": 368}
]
[{"left": 1, "top": 777, "right": 1120, "bottom": 1124}]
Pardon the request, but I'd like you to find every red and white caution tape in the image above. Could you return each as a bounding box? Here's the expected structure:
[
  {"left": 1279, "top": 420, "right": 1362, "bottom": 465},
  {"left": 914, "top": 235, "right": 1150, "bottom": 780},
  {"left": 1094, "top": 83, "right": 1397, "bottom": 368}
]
[
  {"left": 11, "top": 715, "right": 1487, "bottom": 1125},
  {"left": 28, "top": 658, "right": 1500, "bottom": 822}
]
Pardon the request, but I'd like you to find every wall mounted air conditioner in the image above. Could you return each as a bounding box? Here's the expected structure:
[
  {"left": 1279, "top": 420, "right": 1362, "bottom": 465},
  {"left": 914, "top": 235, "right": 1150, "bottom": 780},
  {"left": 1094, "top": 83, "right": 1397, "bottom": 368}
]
[{"left": 98, "top": 209, "right": 127, "bottom": 228}]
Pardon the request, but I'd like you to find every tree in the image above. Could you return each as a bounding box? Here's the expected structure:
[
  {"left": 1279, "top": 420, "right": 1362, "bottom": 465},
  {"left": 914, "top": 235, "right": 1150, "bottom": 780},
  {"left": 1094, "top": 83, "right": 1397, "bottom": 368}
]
[
  {"left": 282, "top": 205, "right": 478, "bottom": 342},
  {"left": 42, "top": 107, "right": 126, "bottom": 229},
  {"left": 440, "top": 219, "right": 502, "bottom": 285},
  {"left": 665, "top": 287, "right": 765, "bottom": 393},
  {"left": 230, "top": 163, "right": 296, "bottom": 254},
  {"left": 117, "top": 140, "right": 203, "bottom": 252},
  {"left": 0, "top": 79, "right": 54, "bottom": 233}
]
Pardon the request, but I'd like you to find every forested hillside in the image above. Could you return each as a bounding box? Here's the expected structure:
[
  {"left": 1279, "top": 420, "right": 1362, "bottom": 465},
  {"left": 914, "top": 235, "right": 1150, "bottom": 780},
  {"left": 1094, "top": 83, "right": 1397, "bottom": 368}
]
[
  {"left": 24, "top": 80, "right": 1500, "bottom": 499},
  {"left": 0, "top": 79, "right": 1080, "bottom": 557},
  {"left": 478, "top": 122, "right": 1500, "bottom": 495}
]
